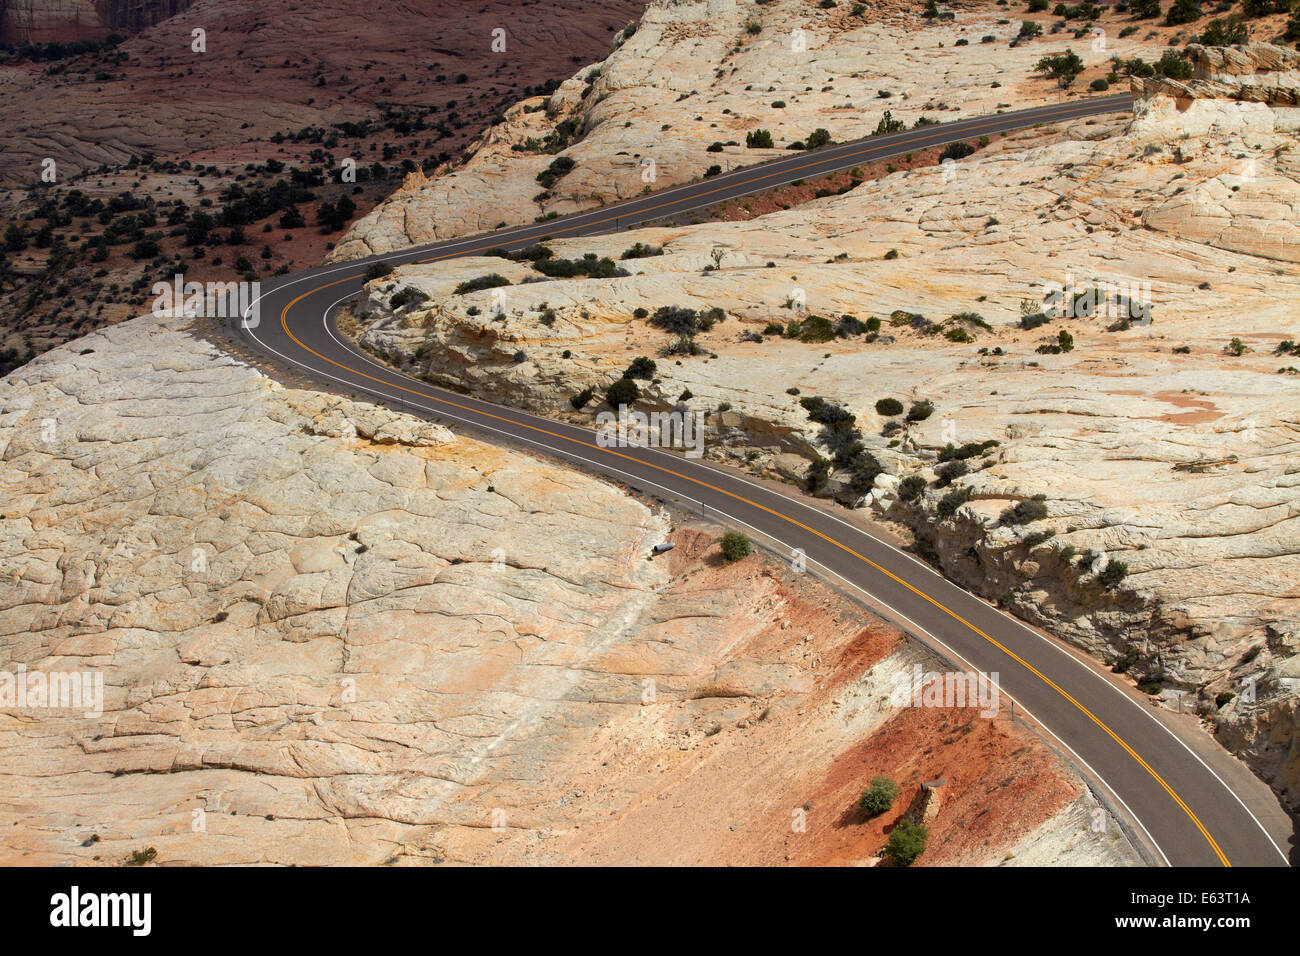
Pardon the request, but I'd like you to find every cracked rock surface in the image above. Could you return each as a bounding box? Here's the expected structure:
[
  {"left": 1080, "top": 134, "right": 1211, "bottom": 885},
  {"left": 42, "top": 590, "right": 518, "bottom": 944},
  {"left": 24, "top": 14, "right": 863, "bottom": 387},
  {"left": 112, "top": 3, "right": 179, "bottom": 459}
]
[{"left": 0, "top": 315, "right": 1133, "bottom": 865}]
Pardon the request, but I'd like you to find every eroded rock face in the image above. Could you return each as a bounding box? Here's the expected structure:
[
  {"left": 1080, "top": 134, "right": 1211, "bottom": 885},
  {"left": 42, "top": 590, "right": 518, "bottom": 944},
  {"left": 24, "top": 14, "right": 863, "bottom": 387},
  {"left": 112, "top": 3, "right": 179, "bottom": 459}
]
[
  {"left": 345, "top": 85, "right": 1300, "bottom": 807},
  {"left": 329, "top": 0, "right": 1172, "bottom": 262},
  {"left": 0, "top": 316, "right": 1125, "bottom": 865}
]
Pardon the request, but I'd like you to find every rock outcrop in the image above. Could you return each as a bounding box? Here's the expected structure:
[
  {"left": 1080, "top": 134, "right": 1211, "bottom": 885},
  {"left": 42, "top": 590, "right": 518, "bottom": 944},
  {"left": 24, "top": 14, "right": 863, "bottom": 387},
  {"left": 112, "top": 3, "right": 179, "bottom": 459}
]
[
  {"left": 343, "top": 54, "right": 1300, "bottom": 809},
  {"left": 0, "top": 315, "right": 1130, "bottom": 865},
  {"left": 330, "top": 0, "right": 1172, "bottom": 262}
]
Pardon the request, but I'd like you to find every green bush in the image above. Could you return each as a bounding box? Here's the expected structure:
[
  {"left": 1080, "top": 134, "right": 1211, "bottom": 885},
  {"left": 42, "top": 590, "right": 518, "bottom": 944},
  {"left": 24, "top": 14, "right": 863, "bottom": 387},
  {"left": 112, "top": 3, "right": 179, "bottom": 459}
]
[
  {"left": 937, "top": 486, "right": 972, "bottom": 518},
  {"left": 624, "top": 356, "right": 657, "bottom": 379},
  {"left": 886, "top": 820, "right": 928, "bottom": 866},
  {"left": 805, "top": 128, "right": 833, "bottom": 150},
  {"left": 858, "top": 775, "right": 899, "bottom": 816},
  {"left": 1035, "top": 49, "right": 1085, "bottom": 87},
  {"left": 570, "top": 387, "right": 594, "bottom": 409},
  {"left": 1164, "top": 0, "right": 1201, "bottom": 25},
  {"left": 389, "top": 286, "right": 430, "bottom": 309},
  {"left": 906, "top": 400, "right": 934, "bottom": 422},
  {"left": 746, "top": 129, "right": 774, "bottom": 148},
  {"left": 1000, "top": 498, "right": 1049, "bottom": 525},
  {"left": 875, "top": 397, "right": 904, "bottom": 417},
  {"left": 798, "top": 314, "right": 836, "bottom": 342},
  {"left": 805, "top": 456, "right": 832, "bottom": 494},
  {"left": 898, "top": 475, "right": 927, "bottom": 503},
  {"left": 1199, "top": 16, "right": 1247, "bottom": 44},
  {"left": 452, "top": 273, "right": 511, "bottom": 295},
  {"left": 1098, "top": 560, "right": 1129, "bottom": 587},
  {"left": 934, "top": 459, "right": 969, "bottom": 487},
  {"left": 940, "top": 141, "right": 976, "bottom": 163},
  {"left": 605, "top": 377, "right": 639, "bottom": 407},
  {"left": 720, "top": 530, "right": 753, "bottom": 562}
]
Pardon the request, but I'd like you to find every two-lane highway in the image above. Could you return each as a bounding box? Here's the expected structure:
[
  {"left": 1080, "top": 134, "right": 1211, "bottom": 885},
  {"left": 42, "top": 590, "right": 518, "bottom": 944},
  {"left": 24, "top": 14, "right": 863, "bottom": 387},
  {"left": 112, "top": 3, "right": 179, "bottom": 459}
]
[{"left": 234, "top": 93, "right": 1293, "bottom": 866}]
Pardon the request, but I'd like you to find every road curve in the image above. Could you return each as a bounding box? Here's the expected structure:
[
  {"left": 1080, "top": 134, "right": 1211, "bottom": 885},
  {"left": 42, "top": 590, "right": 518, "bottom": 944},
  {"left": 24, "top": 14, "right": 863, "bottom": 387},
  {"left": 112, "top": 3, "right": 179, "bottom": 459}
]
[{"left": 234, "top": 93, "right": 1293, "bottom": 867}]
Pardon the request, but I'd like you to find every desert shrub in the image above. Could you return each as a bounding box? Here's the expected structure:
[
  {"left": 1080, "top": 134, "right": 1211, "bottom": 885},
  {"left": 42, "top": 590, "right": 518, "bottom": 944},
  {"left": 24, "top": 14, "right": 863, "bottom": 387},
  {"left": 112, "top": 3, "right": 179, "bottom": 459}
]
[
  {"left": 570, "top": 387, "right": 594, "bottom": 409},
  {"left": 746, "top": 129, "right": 774, "bottom": 148},
  {"left": 620, "top": 242, "right": 663, "bottom": 260},
  {"left": 938, "top": 440, "right": 998, "bottom": 462},
  {"left": 720, "top": 530, "right": 752, "bottom": 561},
  {"left": 1000, "top": 498, "right": 1049, "bottom": 524},
  {"left": 649, "top": 305, "right": 723, "bottom": 336},
  {"left": 535, "top": 255, "right": 624, "bottom": 279},
  {"left": 605, "top": 377, "right": 639, "bottom": 407},
  {"left": 798, "top": 315, "right": 836, "bottom": 342},
  {"left": 937, "top": 486, "right": 972, "bottom": 518},
  {"left": 1164, "top": 0, "right": 1202, "bottom": 26},
  {"left": 535, "top": 155, "right": 576, "bottom": 189},
  {"left": 940, "top": 141, "right": 976, "bottom": 163},
  {"left": 1035, "top": 49, "right": 1085, "bottom": 87},
  {"left": 898, "top": 475, "right": 927, "bottom": 503},
  {"left": 934, "top": 459, "right": 970, "bottom": 487},
  {"left": 624, "top": 356, "right": 657, "bottom": 379},
  {"left": 873, "top": 110, "right": 905, "bottom": 136},
  {"left": 389, "top": 286, "right": 430, "bottom": 309},
  {"left": 452, "top": 274, "right": 511, "bottom": 295},
  {"left": 806, "top": 128, "right": 833, "bottom": 149},
  {"left": 906, "top": 400, "right": 934, "bottom": 422},
  {"left": 875, "top": 397, "right": 904, "bottom": 417},
  {"left": 886, "top": 819, "right": 928, "bottom": 867},
  {"left": 364, "top": 261, "right": 394, "bottom": 280},
  {"left": 858, "top": 776, "right": 899, "bottom": 816},
  {"left": 1098, "top": 560, "right": 1129, "bottom": 587},
  {"left": 800, "top": 396, "right": 855, "bottom": 429},
  {"left": 805, "top": 456, "right": 832, "bottom": 494},
  {"left": 1155, "top": 49, "right": 1194, "bottom": 79}
]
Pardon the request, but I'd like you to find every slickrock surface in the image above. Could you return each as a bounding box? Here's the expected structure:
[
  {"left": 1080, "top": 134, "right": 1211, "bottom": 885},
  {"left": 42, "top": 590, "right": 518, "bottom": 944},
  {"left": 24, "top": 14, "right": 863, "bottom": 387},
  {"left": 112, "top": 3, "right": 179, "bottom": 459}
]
[
  {"left": 0, "top": 315, "right": 1129, "bottom": 865},
  {"left": 345, "top": 55, "right": 1300, "bottom": 808},
  {"left": 331, "top": 0, "right": 1170, "bottom": 261}
]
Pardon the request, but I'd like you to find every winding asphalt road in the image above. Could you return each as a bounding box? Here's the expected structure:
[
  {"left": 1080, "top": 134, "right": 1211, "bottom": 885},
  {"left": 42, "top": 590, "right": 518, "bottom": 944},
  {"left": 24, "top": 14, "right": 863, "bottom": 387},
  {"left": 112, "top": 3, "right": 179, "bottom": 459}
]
[{"left": 233, "top": 93, "right": 1294, "bottom": 867}]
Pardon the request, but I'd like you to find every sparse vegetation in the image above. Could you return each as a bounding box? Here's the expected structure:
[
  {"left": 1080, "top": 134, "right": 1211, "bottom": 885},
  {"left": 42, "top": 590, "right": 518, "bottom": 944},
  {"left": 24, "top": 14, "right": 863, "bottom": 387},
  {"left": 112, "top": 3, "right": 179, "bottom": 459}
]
[
  {"left": 858, "top": 775, "right": 900, "bottom": 816},
  {"left": 1000, "top": 497, "right": 1049, "bottom": 525},
  {"left": 452, "top": 274, "right": 511, "bottom": 295},
  {"left": 605, "top": 377, "right": 639, "bottom": 407},
  {"left": 720, "top": 530, "right": 753, "bottom": 561},
  {"left": 885, "top": 819, "right": 928, "bottom": 867}
]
